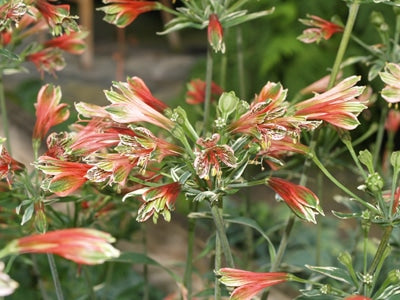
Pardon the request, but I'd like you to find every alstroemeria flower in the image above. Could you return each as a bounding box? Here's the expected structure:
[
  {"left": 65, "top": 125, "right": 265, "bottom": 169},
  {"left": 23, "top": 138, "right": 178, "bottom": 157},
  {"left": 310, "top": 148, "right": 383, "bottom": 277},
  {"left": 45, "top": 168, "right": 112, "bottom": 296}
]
[
  {"left": 3, "top": 228, "right": 120, "bottom": 265},
  {"left": 0, "top": 262, "right": 18, "bottom": 297},
  {"left": 27, "top": 48, "right": 66, "bottom": 77},
  {"left": 379, "top": 63, "right": 400, "bottom": 104},
  {"left": 300, "top": 72, "right": 343, "bottom": 95},
  {"left": 0, "top": 1, "right": 27, "bottom": 26},
  {"left": 115, "top": 127, "right": 183, "bottom": 164},
  {"left": 257, "top": 136, "right": 309, "bottom": 170},
  {"left": 194, "top": 133, "right": 237, "bottom": 180},
  {"left": 218, "top": 268, "right": 289, "bottom": 300},
  {"left": 0, "top": 145, "right": 25, "bottom": 186},
  {"left": 230, "top": 82, "right": 318, "bottom": 149},
  {"left": 294, "top": 76, "right": 367, "bottom": 130},
  {"left": 266, "top": 177, "right": 324, "bottom": 223},
  {"left": 35, "top": 156, "right": 91, "bottom": 196},
  {"left": 34, "top": 0, "right": 77, "bottom": 35},
  {"left": 385, "top": 109, "right": 400, "bottom": 133},
  {"left": 67, "top": 119, "right": 132, "bottom": 156},
  {"left": 44, "top": 30, "right": 87, "bottom": 54},
  {"left": 104, "top": 78, "right": 174, "bottom": 130},
  {"left": 208, "top": 14, "right": 225, "bottom": 53},
  {"left": 186, "top": 79, "right": 223, "bottom": 105},
  {"left": 85, "top": 153, "right": 137, "bottom": 186},
  {"left": 123, "top": 182, "right": 181, "bottom": 223},
  {"left": 33, "top": 84, "right": 70, "bottom": 141},
  {"left": 98, "top": 0, "right": 160, "bottom": 28},
  {"left": 344, "top": 296, "right": 372, "bottom": 300},
  {"left": 298, "top": 15, "right": 343, "bottom": 44}
]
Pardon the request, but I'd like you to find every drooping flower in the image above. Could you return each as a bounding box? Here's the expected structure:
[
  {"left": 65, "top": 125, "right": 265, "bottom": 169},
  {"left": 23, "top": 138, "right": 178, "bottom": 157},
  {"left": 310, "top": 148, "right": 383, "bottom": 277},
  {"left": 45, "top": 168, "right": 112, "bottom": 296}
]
[
  {"left": 208, "top": 14, "right": 225, "bottom": 53},
  {"left": 67, "top": 119, "right": 131, "bottom": 156},
  {"left": 344, "top": 296, "right": 372, "bottom": 300},
  {"left": 104, "top": 78, "right": 174, "bottom": 130},
  {"left": 27, "top": 48, "right": 66, "bottom": 77},
  {"left": 0, "top": 145, "right": 25, "bottom": 186},
  {"left": 185, "top": 78, "right": 223, "bottom": 105},
  {"left": 294, "top": 76, "right": 367, "bottom": 130},
  {"left": 34, "top": 156, "right": 91, "bottom": 196},
  {"left": 0, "top": 1, "right": 27, "bottom": 27},
  {"left": 3, "top": 228, "right": 120, "bottom": 265},
  {"left": 194, "top": 133, "right": 237, "bottom": 180},
  {"left": 385, "top": 109, "right": 400, "bottom": 133},
  {"left": 298, "top": 15, "right": 343, "bottom": 44},
  {"left": 34, "top": 0, "right": 78, "bottom": 35},
  {"left": 266, "top": 177, "right": 324, "bottom": 223},
  {"left": 33, "top": 84, "right": 69, "bottom": 141},
  {"left": 217, "top": 268, "right": 289, "bottom": 300},
  {"left": 300, "top": 72, "right": 343, "bottom": 95},
  {"left": 379, "top": 63, "right": 400, "bottom": 104},
  {"left": 44, "top": 30, "right": 87, "bottom": 54},
  {"left": 257, "top": 136, "right": 309, "bottom": 170},
  {"left": 0, "top": 262, "right": 18, "bottom": 297},
  {"left": 98, "top": 0, "right": 160, "bottom": 28},
  {"left": 123, "top": 182, "right": 181, "bottom": 223}
]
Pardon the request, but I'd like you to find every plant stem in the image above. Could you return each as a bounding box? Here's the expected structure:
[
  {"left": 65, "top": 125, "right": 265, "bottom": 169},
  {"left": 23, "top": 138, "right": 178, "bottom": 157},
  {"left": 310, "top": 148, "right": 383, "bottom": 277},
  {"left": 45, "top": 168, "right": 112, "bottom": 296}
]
[
  {"left": 236, "top": 27, "right": 246, "bottom": 99},
  {"left": 368, "top": 225, "right": 393, "bottom": 275},
  {"left": 0, "top": 74, "right": 11, "bottom": 153},
  {"left": 311, "top": 153, "right": 379, "bottom": 213},
  {"left": 210, "top": 203, "right": 234, "bottom": 268},
  {"left": 203, "top": 47, "right": 213, "bottom": 135},
  {"left": 372, "top": 106, "right": 388, "bottom": 170},
  {"left": 261, "top": 215, "right": 296, "bottom": 300},
  {"left": 328, "top": 1, "right": 360, "bottom": 88},
  {"left": 214, "top": 234, "right": 222, "bottom": 300},
  {"left": 270, "top": 215, "right": 295, "bottom": 272},
  {"left": 141, "top": 223, "right": 149, "bottom": 300},
  {"left": 47, "top": 254, "right": 64, "bottom": 300},
  {"left": 183, "top": 202, "right": 198, "bottom": 299},
  {"left": 83, "top": 266, "right": 96, "bottom": 300}
]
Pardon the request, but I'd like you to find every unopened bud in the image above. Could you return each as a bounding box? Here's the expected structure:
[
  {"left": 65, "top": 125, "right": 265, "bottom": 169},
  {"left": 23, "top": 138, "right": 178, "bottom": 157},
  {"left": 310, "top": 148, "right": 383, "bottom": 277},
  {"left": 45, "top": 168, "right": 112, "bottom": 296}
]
[
  {"left": 218, "top": 92, "right": 238, "bottom": 118},
  {"left": 390, "top": 151, "right": 400, "bottom": 170},
  {"left": 366, "top": 172, "right": 384, "bottom": 192},
  {"left": 338, "top": 251, "right": 353, "bottom": 268},
  {"left": 388, "top": 269, "right": 400, "bottom": 283}
]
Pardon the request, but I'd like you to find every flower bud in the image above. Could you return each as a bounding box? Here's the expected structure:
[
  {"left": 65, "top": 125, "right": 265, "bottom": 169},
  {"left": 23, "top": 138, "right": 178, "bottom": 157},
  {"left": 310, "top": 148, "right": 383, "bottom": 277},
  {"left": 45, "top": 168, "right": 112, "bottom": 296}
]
[
  {"left": 388, "top": 269, "right": 400, "bottom": 284},
  {"left": 366, "top": 172, "right": 384, "bottom": 192},
  {"left": 338, "top": 251, "right": 353, "bottom": 268},
  {"left": 390, "top": 151, "right": 400, "bottom": 170},
  {"left": 218, "top": 92, "right": 239, "bottom": 118}
]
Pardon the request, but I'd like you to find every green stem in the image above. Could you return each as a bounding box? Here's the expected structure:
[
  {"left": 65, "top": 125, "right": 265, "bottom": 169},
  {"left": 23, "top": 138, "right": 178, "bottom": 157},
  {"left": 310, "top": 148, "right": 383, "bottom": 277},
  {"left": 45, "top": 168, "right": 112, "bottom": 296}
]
[
  {"left": 270, "top": 215, "right": 295, "bottom": 272},
  {"left": 236, "top": 27, "right": 246, "bottom": 99},
  {"left": 261, "top": 216, "right": 296, "bottom": 300},
  {"left": 311, "top": 153, "right": 379, "bottom": 213},
  {"left": 368, "top": 225, "right": 393, "bottom": 274},
  {"left": 393, "top": 14, "right": 400, "bottom": 61},
  {"left": 210, "top": 203, "right": 234, "bottom": 268},
  {"left": 47, "top": 254, "right": 64, "bottom": 300},
  {"left": 203, "top": 48, "right": 214, "bottom": 135},
  {"left": 83, "top": 266, "right": 96, "bottom": 300},
  {"left": 328, "top": 1, "right": 360, "bottom": 88},
  {"left": 141, "top": 223, "right": 149, "bottom": 300},
  {"left": 214, "top": 234, "right": 222, "bottom": 300},
  {"left": 183, "top": 202, "right": 198, "bottom": 299},
  {"left": 0, "top": 74, "right": 11, "bottom": 153},
  {"left": 372, "top": 106, "right": 388, "bottom": 170},
  {"left": 341, "top": 137, "right": 368, "bottom": 180}
]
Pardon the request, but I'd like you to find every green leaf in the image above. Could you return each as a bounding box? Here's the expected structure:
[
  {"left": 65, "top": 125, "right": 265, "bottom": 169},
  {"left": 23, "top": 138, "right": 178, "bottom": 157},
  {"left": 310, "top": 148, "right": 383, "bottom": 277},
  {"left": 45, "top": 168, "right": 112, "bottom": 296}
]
[
  {"left": 21, "top": 203, "right": 34, "bottom": 226},
  {"left": 111, "top": 252, "right": 182, "bottom": 284},
  {"left": 306, "top": 265, "right": 352, "bottom": 284},
  {"left": 226, "top": 216, "right": 276, "bottom": 263}
]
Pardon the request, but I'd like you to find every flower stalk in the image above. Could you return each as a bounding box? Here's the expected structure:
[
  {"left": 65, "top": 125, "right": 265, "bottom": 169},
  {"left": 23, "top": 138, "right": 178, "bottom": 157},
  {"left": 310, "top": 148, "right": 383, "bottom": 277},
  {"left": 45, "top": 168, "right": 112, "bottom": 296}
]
[
  {"left": 328, "top": 1, "right": 360, "bottom": 88},
  {"left": 0, "top": 74, "right": 11, "bottom": 153}
]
